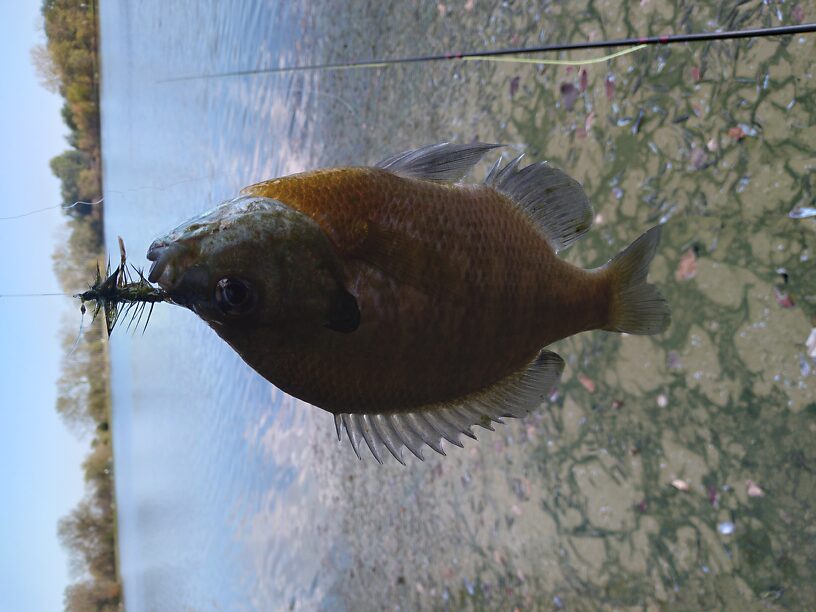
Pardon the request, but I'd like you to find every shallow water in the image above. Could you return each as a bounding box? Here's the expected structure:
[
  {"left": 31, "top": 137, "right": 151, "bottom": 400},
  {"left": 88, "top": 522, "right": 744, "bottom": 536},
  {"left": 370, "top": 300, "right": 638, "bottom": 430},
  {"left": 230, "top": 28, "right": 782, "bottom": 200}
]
[{"left": 100, "top": 1, "right": 815, "bottom": 609}]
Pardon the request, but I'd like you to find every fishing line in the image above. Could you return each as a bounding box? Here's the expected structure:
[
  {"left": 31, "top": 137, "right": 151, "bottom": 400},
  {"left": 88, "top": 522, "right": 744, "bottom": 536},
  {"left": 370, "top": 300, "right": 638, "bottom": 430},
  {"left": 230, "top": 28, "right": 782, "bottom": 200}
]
[
  {"left": 0, "top": 292, "right": 70, "bottom": 298},
  {"left": 290, "top": 88, "right": 359, "bottom": 119},
  {"left": 1, "top": 290, "right": 94, "bottom": 359},
  {"left": 160, "top": 22, "right": 816, "bottom": 82},
  {"left": 462, "top": 44, "right": 647, "bottom": 66},
  {"left": 0, "top": 176, "right": 219, "bottom": 222},
  {"left": 66, "top": 306, "right": 87, "bottom": 357},
  {"left": 0, "top": 197, "right": 104, "bottom": 221}
]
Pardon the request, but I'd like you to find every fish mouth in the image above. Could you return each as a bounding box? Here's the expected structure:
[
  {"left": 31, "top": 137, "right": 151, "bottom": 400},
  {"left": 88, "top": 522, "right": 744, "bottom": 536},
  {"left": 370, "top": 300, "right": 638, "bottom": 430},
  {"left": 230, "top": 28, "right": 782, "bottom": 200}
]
[
  {"left": 146, "top": 240, "right": 187, "bottom": 285},
  {"left": 146, "top": 240, "right": 210, "bottom": 311}
]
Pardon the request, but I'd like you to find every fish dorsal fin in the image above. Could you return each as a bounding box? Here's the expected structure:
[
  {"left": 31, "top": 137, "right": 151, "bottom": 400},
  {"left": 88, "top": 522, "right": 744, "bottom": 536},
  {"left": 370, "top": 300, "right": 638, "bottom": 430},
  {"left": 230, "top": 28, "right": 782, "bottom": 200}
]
[
  {"left": 376, "top": 142, "right": 502, "bottom": 183},
  {"left": 486, "top": 155, "right": 594, "bottom": 253},
  {"left": 333, "top": 350, "right": 565, "bottom": 463}
]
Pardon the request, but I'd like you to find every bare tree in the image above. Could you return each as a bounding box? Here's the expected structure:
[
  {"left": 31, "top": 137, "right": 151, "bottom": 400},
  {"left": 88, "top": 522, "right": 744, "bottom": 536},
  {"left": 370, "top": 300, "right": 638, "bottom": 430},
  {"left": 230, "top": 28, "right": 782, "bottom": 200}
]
[{"left": 30, "top": 43, "right": 61, "bottom": 93}]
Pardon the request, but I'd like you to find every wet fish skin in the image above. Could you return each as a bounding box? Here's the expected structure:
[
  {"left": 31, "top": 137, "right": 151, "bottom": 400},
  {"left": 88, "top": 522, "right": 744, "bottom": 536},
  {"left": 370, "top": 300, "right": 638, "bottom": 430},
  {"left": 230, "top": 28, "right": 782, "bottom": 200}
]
[
  {"left": 233, "top": 167, "right": 604, "bottom": 408},
  {"left": 147, "top": 143, "right": 670, "bottom": 459}
]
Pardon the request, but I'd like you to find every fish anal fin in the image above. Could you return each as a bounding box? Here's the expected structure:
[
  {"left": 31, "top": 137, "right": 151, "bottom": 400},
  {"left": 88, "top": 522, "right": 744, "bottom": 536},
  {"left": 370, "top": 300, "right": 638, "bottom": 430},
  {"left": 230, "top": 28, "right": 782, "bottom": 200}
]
[
  {"left": 370, "top": 414, "right": 405, "bottom": 465},
  {"left": 333, "top": 350, "right": 565, "bottom": 462},
  {"left": 358, "top": 415, "right": 384, "bottom": 464},
  {"left": 487, "top": 155, "right": 594, "bottom": 253},
  {"left": 340, "top": 414, "right": 362, "bottom": 460},
  {"left": 376, "top": 142, "right": 502, "bottom": 183}
]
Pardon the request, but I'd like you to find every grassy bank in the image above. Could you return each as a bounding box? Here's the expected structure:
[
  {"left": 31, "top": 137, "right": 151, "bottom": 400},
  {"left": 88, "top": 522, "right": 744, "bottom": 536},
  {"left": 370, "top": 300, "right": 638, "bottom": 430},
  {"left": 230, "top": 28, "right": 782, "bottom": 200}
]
[{"left": 36, "top": 0, "right": 122, "bottom": 609}]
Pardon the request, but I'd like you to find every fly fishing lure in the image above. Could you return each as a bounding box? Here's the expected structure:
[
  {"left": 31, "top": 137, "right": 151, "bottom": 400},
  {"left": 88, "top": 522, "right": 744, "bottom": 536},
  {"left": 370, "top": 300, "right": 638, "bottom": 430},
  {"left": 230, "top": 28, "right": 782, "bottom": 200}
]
[{"left": 75, "top": 237, "right": 170, "bottom": 335}]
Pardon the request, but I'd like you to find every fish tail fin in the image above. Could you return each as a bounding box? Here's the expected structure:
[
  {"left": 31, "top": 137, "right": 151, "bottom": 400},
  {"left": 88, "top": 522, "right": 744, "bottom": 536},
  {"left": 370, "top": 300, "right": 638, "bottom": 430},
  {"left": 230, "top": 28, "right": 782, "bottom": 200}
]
[{"left": 602, "top": 225, "right": 671, "bottom": 335}]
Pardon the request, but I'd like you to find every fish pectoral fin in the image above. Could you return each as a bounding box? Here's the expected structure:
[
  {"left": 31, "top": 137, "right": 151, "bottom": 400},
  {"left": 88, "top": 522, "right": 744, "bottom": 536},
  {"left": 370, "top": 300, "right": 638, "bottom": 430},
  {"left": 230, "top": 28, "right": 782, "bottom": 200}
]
[
  {"left": 376, "top": 142, "right": 502, "bottom": 183},
  {"left": 486, "top": 155, "right": 593, "bottom": 253},
  {"left": 333, "top": 350, "right": 565, "bottom": 463},
  {"left": 324, "top": 287, "right": 361, "bottom": 333},
  {"left": 353, "top": 223, "right": 452, "bottom": 300}
]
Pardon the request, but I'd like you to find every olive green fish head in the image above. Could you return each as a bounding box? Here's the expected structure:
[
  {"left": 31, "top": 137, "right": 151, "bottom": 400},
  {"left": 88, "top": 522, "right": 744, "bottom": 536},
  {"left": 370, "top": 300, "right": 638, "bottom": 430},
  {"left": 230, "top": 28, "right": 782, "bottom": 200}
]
[{"left": 146, "top": 195, "right": 359, "bottom": 348}]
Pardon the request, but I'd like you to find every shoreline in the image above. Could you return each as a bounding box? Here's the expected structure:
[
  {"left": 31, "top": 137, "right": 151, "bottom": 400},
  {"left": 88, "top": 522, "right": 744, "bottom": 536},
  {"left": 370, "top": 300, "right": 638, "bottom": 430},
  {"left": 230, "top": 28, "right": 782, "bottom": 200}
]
[{"left": 41, "top": 0, "right": 122, "bottom": 607}]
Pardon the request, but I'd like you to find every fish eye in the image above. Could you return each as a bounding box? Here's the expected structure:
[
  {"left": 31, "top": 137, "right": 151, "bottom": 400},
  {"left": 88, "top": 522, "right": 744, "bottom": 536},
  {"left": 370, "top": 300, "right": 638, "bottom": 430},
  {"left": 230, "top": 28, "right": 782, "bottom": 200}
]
[{"left": 214, "top": 277, "right": 256, "bottom": 316}]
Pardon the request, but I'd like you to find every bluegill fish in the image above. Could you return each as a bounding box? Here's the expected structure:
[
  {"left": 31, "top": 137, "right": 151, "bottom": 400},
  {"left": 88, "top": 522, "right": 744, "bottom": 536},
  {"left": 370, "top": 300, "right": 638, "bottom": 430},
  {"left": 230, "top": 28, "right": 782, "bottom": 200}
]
[{"left": 147, "top": 143, "right": 670, "bottom": 462}]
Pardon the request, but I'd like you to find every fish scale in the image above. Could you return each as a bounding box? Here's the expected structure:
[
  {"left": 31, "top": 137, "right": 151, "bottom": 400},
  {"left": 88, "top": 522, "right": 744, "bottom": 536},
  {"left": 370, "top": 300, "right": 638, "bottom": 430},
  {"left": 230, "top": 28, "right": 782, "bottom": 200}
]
[
  {"left": 241, "top": 168, "right": 599, "bottom": 410},
  {"left": 147, "top": 143, "right": 670, "bottom": 460}
]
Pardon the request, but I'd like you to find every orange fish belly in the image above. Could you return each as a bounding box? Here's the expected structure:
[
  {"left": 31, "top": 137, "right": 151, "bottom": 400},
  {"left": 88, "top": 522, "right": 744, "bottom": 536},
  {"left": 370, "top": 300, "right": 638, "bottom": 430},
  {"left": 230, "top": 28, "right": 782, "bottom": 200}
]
[{"left": 242, "top": 168, "right": 610, "bottom": 413}]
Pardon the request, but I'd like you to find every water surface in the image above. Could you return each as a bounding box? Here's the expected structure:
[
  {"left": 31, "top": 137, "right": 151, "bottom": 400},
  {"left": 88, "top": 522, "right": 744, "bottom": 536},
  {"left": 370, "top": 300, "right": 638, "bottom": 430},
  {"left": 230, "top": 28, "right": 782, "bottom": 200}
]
[{"left": 100, "top": 1, "right": 816, "bottom": 609}]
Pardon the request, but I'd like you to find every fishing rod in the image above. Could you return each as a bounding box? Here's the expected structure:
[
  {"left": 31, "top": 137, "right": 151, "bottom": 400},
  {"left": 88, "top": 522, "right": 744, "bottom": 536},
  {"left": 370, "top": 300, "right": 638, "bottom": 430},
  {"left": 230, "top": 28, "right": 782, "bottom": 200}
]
[{"left": 162, "top": 22, "right": 816, "bottom": 82}]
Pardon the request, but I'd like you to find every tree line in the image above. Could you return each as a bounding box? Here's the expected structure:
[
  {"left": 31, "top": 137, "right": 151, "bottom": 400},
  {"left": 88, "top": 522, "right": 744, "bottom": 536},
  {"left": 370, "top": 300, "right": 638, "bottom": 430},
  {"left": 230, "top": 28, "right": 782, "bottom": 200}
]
[
  {"left": 35, "top": 0, "right": 103, "bottom": 223},
  {"left": 34, "top": 0, "right": 122, "bottom": 610}
]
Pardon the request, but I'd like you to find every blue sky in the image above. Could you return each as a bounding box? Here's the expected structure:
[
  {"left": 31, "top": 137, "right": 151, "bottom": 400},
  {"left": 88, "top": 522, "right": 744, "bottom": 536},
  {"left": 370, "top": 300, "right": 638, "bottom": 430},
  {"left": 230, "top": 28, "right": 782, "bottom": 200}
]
[{"left": 0, "top": 2, "right": 88, "bottom": 610}]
